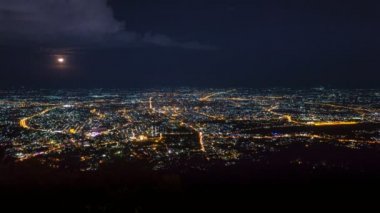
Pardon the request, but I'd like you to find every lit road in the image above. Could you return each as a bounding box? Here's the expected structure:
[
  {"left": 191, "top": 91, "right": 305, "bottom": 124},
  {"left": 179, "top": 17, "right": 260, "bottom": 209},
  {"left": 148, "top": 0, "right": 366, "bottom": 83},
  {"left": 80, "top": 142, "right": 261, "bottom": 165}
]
[
  {"left": 265, "top": 104, "right": 359, "bottom": 126},
  {"left": 19, "top": 107, "right": 58, "bottom": 131},
  {"left": 199, "top": 89, "right": 235, "bottom": 101}
]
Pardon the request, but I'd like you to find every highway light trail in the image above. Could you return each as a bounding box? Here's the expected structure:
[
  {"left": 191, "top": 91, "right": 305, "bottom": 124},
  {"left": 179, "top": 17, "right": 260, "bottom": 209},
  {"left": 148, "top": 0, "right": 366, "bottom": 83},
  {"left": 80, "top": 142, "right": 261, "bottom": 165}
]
[
  {"left": 19, "top": 107, "right": 58, "bottom": 130},
  {"left": 265, "top": 104, "right": 360, "bottom": 126},
  {"left": 309, "top": 121, "right": 359, "bottom": 126},
  {"left": 199, "top": 89, "right": 235, "bottom": 101}
]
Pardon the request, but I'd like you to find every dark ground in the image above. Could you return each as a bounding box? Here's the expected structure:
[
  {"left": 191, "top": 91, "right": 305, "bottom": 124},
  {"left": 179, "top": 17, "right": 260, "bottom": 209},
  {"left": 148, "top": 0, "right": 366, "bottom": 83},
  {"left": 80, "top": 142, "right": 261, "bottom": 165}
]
[{"left": 0, "top": 143, "right": 379, "bottom": 212}]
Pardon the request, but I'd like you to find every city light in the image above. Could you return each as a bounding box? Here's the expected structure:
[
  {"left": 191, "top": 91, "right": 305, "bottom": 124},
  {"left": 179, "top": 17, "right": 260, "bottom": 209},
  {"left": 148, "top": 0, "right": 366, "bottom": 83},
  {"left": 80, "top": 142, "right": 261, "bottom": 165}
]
[{"left": 1, "top": 88, "right": 378, "bottom": 172}]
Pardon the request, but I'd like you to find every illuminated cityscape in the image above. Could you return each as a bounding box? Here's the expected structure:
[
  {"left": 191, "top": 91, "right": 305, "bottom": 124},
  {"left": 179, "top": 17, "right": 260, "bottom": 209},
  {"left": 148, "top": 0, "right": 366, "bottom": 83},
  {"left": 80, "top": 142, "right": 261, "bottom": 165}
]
[
  {"left": 1, "top": 88, "right": 379, "bottom": 172},
  {"left": 1, "top": 0, "right": 380, "bottom": 210}
]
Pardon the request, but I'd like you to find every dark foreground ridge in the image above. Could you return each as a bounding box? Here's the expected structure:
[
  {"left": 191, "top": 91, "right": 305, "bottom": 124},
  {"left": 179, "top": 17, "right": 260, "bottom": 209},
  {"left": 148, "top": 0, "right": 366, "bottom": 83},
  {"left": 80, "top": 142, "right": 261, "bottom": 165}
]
[{"left": 1, "top": 142, "right": 379, "bottom": 212}]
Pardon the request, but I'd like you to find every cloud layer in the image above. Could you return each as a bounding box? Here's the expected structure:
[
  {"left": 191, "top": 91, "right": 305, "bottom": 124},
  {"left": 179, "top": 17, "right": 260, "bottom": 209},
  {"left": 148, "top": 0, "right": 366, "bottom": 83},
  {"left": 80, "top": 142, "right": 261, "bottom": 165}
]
[{"left": 0, "top": 0, "right": 210, "bottom": 49}]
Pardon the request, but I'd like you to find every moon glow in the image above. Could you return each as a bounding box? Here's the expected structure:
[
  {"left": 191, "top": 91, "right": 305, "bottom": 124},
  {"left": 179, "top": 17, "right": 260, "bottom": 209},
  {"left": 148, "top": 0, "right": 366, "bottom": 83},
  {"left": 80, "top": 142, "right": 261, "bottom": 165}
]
[{"left": 57, "top": 57, "right": 65, "bottom": 63}]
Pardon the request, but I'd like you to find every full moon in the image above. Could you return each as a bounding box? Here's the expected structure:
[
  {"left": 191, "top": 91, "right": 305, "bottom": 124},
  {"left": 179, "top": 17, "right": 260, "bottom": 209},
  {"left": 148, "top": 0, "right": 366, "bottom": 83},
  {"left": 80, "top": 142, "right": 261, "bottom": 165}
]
[{"left": 57, "top": 57, "right": 65, "bottom": 63}]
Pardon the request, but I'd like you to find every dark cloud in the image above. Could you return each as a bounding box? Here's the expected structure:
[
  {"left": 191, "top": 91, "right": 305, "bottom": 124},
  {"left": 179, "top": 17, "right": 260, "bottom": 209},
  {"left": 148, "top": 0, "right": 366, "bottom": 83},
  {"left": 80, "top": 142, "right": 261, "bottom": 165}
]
[{"left": 0, "top": 0, "right": 211, "bottom": 49}]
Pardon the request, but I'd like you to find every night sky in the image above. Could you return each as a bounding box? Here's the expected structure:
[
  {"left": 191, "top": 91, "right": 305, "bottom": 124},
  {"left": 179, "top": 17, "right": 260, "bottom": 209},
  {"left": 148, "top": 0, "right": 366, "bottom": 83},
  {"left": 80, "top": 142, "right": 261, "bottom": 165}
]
[{"left": 0, "top": 0, "right": 379, "bottom": 88}]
